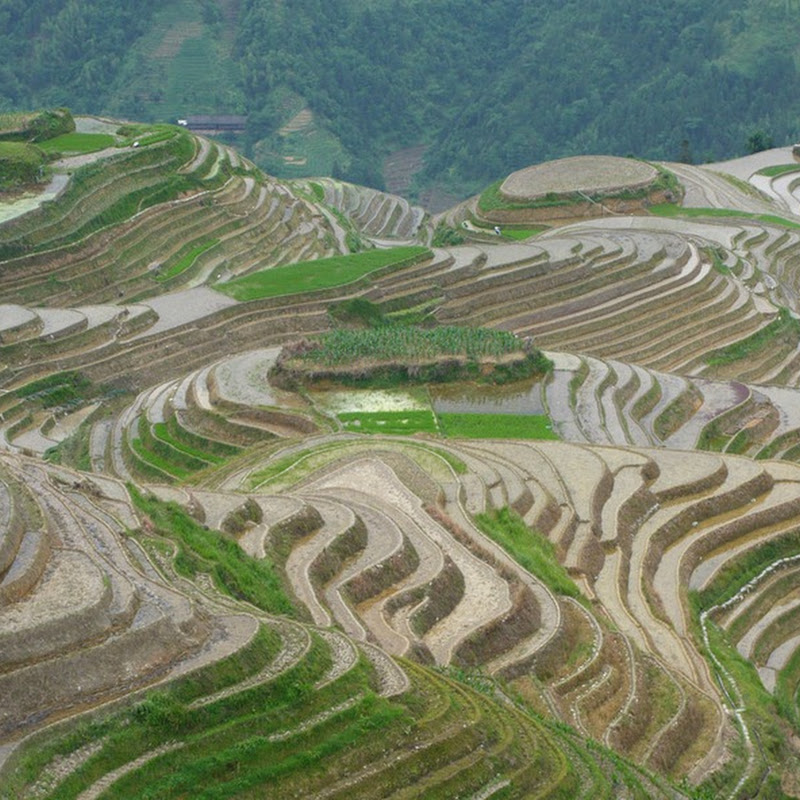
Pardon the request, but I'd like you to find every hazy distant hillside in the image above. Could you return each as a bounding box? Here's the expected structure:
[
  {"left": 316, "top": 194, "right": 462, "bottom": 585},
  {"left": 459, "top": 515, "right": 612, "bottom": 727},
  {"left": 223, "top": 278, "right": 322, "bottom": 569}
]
[{"left": 2, "top": 0, "right": 800, "bottom": 197}]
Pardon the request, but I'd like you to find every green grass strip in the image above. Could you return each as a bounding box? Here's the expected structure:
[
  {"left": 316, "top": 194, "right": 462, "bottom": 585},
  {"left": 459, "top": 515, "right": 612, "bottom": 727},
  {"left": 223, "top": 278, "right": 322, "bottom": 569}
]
[
  {"left": 338, "top": 409, "right": 438, "bottom": 435},
  {"left": 165, "top": 413, "right": 241, "bottom": 458},
  {"left": 152, "top": 423, "right": 223, "bottom": 465},
  {"left": 756, "top": 164, "right": 800, "bottom": 178},
  {"left": 650, "top": 203, "right": 800, "bottom": 230},
  {"left": 438, "top": 412, "right": 557, "bottom": 440},
  {"left": 157, "top": 239, "right": 220, "bottom": 281},
  {"left": 37, "top": 133, "right": 115, "bottom": 154},
  {"left": 474, "top": 507, "right": 581, "bottom": 599},
  {"left": 216, "top": 246, "right": 431, "bottom": 301},
  {"left": 694, "top": 529, "right": 800, "bottom": 610},
  {"left": 501, "top": 227, "right": 548, "bottom": 240},
  {"left": 138, "top": 417, "right": 209, "bottom": 474},
  {"left": 130, "top": 486, "right": 294, "bottom": 615},
  {"left": 130, "top": 437, "right": 189, "bottom": 480}
]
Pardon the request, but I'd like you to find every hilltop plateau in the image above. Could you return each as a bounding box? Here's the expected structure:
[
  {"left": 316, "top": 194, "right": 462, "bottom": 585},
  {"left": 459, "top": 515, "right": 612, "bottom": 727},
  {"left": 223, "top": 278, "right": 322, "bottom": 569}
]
[{"left": 2, "top": 113, "right": 800, "bottom": 798}]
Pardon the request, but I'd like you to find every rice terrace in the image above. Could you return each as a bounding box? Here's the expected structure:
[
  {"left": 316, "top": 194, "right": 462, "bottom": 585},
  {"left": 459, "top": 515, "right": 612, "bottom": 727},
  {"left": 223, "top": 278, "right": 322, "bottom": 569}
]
[{"left": 4, "top": 106, "right": 800, "bottom": 799}]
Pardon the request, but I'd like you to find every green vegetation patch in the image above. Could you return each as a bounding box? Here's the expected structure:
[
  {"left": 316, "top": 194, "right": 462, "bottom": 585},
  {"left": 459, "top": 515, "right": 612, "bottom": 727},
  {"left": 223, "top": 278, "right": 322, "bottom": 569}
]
[
  {"left": 339, "top": 409, "right": 438, "bottom": 435},
  {"left": 153, "top": 422, "right": 224, "bottom": 465},
  {"left": 37, "top": 133, "right": 115, "bottom": 155},
  {"left": 431, "top": 223, "right": 465, "bottom": 246},
  {"left": 296, "top": 326, "right": 534, "bottom": 365},
  {"left": 130, "top": 436, "right": 190, "bottom": 481},
  {"left": 274, "top": 326, "right": 552, "bottom": 389},
  {"left": 13, "top": 371, "right": 92, "bottom": 408},
  {"left": 217, "top": 246, "right": 431, "bottom": 301},
  {"left": 474, "top": 507, "right": 581, "bottom": 598},
  {"left": 0, "top": 142, "right": 46, "bottom": 188},
  {"left": 157, "top": 239, "right": 220, "bottom": 281},
  {"left": 705, "top": 307, "right": 800, "bottom": 367},
  {"left": 501, "top": 227, "right": 548, "bottom": 240},
  {"left": 438, "top": 412, "right": 557, "bottom": 440},
  {"left": 694, "top": 529, "right": 800, "bottom": 610},
  {"left": 309, "top": 181, "right": 325, "bottom": 201},
  {"left": 756, "top": 164, "right": 800, "bottom": 177},
  {"left": 0, "top": 108, "right": 74, "bottom": 142},
  {"left": 130, "top": 486, "right": 294, "bottom": 615}
]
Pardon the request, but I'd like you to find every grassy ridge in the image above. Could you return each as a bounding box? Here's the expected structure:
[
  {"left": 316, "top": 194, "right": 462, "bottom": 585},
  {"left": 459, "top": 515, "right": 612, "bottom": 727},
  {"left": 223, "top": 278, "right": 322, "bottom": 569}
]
[
  {"left": 216, "top": 246, "right": 431, "bottom": 301},
  {"left": 705, "top": 307, "right": 800, "bottom": 367},
  {"left": 474, "top": 507, "right": 581, "bottom": 599},
  {"left": 0, "top": 133, "right": 198, "bottom": 259},
  {"left": 130, "top": 487, "right": 294, "bottom": 615}
]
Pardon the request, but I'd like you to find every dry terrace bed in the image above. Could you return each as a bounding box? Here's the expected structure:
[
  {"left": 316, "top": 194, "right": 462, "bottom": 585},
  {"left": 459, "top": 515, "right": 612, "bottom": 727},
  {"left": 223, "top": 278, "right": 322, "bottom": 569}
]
[{"left": 500, "top": 155, "right": 659, "bottom": 201}]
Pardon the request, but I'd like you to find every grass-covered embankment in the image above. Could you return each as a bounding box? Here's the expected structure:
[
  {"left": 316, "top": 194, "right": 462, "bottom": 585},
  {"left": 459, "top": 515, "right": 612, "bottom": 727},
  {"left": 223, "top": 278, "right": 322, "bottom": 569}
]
[
  {"left": 130, "top": 486, "right": 294, "bottom": 615},
  {"left": 0, "top": 142, "right": 46, "bottom": 189},
  {"left": 474, "top": 507, "right": 582, "bottom": 599},
  {"left": 705, "top": 307, "right": 800, "bottom": 368}
]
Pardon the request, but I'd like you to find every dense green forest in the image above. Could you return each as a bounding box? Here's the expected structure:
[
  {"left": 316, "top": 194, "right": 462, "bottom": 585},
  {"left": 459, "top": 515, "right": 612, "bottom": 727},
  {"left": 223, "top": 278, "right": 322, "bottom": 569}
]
[{"left": 2, "top": 0, "right": 800, "bottom": 198}]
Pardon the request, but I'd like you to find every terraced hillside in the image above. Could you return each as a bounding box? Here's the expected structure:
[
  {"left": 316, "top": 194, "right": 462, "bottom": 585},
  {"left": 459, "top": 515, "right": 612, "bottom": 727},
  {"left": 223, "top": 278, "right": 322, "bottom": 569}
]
[{"left": 5, "top": 129, "right": 800, "bottom": 797}]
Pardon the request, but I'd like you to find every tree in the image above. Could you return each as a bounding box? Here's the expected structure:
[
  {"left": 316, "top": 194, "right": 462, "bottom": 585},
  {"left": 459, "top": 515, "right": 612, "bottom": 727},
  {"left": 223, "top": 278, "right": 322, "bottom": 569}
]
[{"left": 746, "top": 129, "right": 774, "bottom": 153}]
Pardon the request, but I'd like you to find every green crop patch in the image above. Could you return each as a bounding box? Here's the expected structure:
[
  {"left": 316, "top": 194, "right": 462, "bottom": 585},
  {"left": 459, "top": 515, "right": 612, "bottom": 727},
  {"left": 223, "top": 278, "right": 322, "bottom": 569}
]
[
  {"left": 339, "top": 409, "right": 438, "bottom": 435},
  {"left": 216, "top": 247, "right": 431, "bottom": 300},
  {"left": 13, "top": 371, "right": 92, "bottom": 408},
  {"left": 37, "top": 133, "right": 115, "bottom": 154},
  {"left": 501, "top": 227, "right": 548, "bottom": 239},
  {"left": 294, "top": 325, "right": 535, "bottom": 365},
  {"left": 438, "top": 412, "right": 557, "bottom": 440}
]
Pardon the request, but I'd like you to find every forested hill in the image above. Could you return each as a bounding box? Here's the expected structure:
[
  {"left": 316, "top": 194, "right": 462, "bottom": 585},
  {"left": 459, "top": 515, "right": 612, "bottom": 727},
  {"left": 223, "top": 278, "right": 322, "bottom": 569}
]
[{"left": 2, "top": 0, "right": 800, "bottom": 199}]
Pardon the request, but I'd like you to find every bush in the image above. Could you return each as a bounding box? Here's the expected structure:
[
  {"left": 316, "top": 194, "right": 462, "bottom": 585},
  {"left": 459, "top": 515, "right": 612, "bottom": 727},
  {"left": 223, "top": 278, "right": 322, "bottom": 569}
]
[
  {"left": 0, "top": 108, "right": 75, "bottom": 143},
  {"left": 0, "top": 142, "right": 45, "bottom": 188}
]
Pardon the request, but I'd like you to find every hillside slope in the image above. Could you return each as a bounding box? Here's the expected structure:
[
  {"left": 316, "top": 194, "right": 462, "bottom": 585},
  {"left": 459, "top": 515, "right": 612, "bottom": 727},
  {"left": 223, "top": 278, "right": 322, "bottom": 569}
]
[
  {"left": 3, "top": 0, "right": 800, "bottom": 198},
  {"left": 3, "top": 122, "right": 800, "bottom": 796}
]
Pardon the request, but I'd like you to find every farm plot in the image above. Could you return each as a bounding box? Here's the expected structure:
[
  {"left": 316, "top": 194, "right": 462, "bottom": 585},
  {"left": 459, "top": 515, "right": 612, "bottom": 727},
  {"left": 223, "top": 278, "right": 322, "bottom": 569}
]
[{"left": 216, "top": 246, "right": 432, "bottom": 301}]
